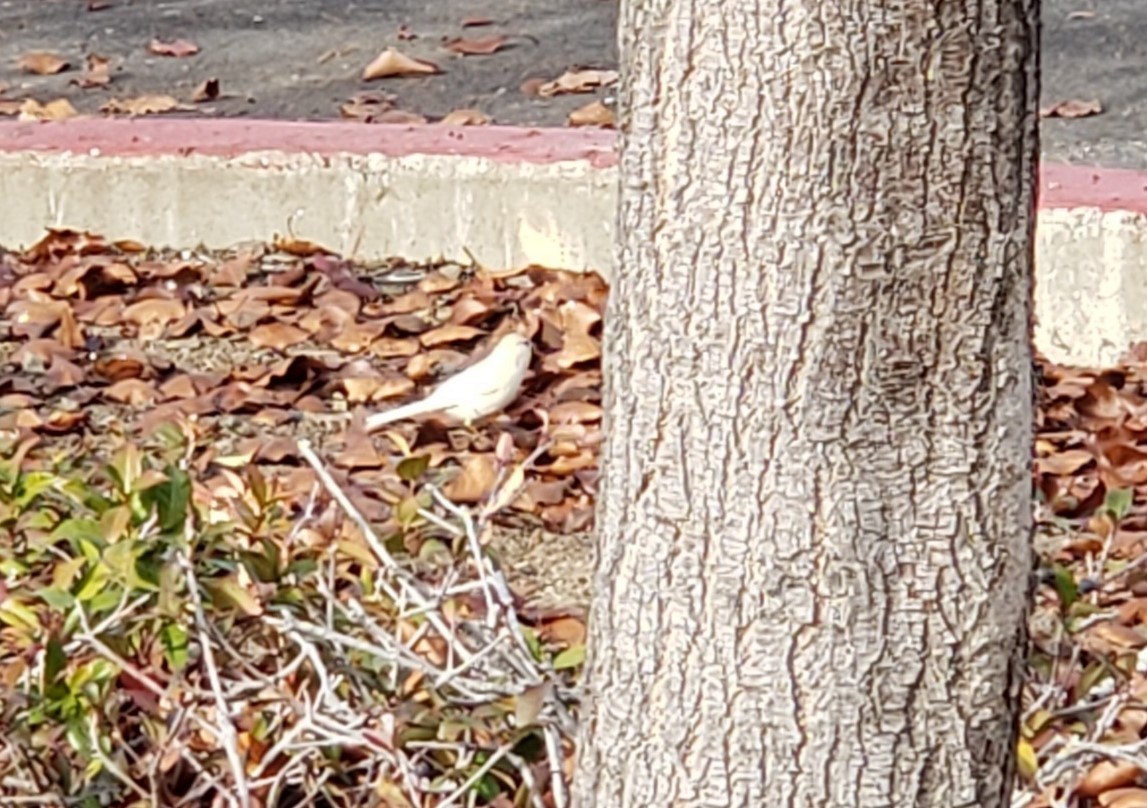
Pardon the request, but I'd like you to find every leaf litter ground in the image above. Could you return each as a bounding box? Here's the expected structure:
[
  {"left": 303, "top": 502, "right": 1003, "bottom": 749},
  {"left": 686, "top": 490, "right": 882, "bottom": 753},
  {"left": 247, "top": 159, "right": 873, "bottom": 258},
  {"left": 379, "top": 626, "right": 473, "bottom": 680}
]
[
  {"left": 1, "top": 229, "right": 1144, "bottom": 806},
  {"left": 0, "top": 231, "right": 598, "bottom": 807}
]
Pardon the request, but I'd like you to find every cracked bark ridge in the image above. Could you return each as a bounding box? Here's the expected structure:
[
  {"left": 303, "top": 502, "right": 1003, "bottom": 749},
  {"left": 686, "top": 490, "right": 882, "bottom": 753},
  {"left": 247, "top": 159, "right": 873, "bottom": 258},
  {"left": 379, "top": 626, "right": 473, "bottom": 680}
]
[{"left": 575, "top": 0, "right": 1039, "bottom": 806}]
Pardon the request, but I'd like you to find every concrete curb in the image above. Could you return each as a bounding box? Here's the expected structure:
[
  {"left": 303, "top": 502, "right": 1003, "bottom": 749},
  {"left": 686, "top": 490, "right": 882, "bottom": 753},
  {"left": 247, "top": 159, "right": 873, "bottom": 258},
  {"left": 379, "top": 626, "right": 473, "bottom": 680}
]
[{"left": 0, "top": 120, "right": 1143, "bottom": 366}]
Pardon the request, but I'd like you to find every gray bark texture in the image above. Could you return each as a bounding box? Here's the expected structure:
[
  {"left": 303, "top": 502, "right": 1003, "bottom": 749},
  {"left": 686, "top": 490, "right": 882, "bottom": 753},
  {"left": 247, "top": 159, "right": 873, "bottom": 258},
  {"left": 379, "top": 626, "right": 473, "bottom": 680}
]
[{"left": 573, "top": 0, "right": 1039, "bottom": 806}]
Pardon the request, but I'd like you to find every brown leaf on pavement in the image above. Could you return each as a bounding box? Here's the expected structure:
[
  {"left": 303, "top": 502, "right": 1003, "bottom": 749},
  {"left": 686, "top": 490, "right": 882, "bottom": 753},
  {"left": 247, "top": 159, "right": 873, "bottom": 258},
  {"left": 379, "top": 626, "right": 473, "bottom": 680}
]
[
  {"left": 374, "top": 110, "right": 429, "bottom": 125},
  {"left": 341, "top": 91, "right": 395, "bottom": 120},
  {"left": 440, "top": 108, "right": 491, "bottom": 126},
  {"left": 443, "top": 35, "right": 509, "bottom": 56},
  {"left": 568, "top": 100, "right": 615, "bottom": 128},
  {"left": 19, "top": 52, "right": 70, "bottom": 75},
  {"left": 18, "top": 98, "right": 78, "bottom": 121},
  {"left": 192, "top": 78, "right": 220, "bottom": 102},
  {"left": 101, "top": 95, "right": 187, "bottom": 116},
  {"left": 362, "top": 48, "right": 440, "bottom": 79},
  {"left": 519, "top": 77, "right": 546, "bottom": 97},
  {"left": 1040, "top": 98, "right": 1103, "bottom": 119},
  {"left": 538, "top": 68, "right": 618, "bottom": 97},
  {"left": 74, "top": 54, "right": 112, "bottom": 88},
  {"left": 148, "top": 38, "right": 199, "bottom": 57}
]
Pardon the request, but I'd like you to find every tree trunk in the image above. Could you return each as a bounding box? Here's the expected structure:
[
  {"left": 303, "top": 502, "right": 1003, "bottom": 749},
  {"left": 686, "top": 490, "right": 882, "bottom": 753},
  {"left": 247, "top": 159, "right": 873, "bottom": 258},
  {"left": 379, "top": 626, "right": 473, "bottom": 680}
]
[{"left": 574, "top": 0, "right": 1039, "bottom": 805}]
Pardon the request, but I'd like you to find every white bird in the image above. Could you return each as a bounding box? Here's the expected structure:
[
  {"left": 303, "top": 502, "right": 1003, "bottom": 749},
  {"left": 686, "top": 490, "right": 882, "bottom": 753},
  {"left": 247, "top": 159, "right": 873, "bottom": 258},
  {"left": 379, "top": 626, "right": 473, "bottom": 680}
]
[{"left": 364, "top": 332, "right": 533, "bottom": 431}]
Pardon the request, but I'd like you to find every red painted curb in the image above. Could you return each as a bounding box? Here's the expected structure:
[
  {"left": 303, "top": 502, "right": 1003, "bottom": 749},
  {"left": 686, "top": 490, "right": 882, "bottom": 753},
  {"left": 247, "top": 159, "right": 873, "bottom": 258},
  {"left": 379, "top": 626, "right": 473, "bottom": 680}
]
[
  {"left": 1039, "top": 164, "right": 1147, "bottom": 215},
  {"left": 0, "top": 119, "right": 618, "bottom": 168},
  {"left": 0, "top": 120, "right": 1143, "bottom": 213}
]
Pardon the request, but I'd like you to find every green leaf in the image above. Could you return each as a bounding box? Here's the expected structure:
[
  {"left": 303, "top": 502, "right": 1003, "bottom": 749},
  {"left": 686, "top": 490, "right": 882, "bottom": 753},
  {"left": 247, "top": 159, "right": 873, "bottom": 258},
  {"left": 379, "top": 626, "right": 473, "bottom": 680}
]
[
  {"left": 160, "top": 623, "right": 189, "bottom": 671},
  {"left": 520, "top": 626, "right": 542, "bottom": 661},
  {"left": 52, "top": 556, "right": 86, "bottom": 590},
  {"left": 142, "top": 466, "right": 191, "bottom": 534},
  {"left": 396, "top": 495, "right": 423, "bottom": 528},
  {"left": 15, "top": 471, "right": 59, "bottom": 509},
  {"left": 107, "top": 444, "right": 142, "bottom": 495},
  {"left": 43, "top": 635, "right": 67, "bottom": 687},
  {"left": 103, "top": 540, "right": 137, "bottom": 581},
  {"left": 552, "top": 644, "right": 586, "bottom": 670},
  {"left": 86, "top": 587, "right": 124, "bottom": 616},
  {"left": 203, "top": 575, "right": 264, "bottom": 617},
  {"left": 51, "top": 518, "right": 104, "bottom": 549},
  {"left": 239, "top": 538, "right": 281, "bottom": 583},
  {"left": 1049, "top": 564, "right": 1079, "bottom": 613},
  {"left": 1105, "top": 488, "right": 1134, "bottom": 521},
  {"left": 287, "top": 558, "right": 318, "bottom": 579},
  {"left": 418, "top": 538, "right": 451, "bottom": 565},
  {"left": 472, "top": 772, "right": 500, "bottom": 801},
  {"left": 248, "top": 466, "right": 269, "bottom": 509},
  {"left": 75, "top": 564, "right": 113, "bottom": 603},
  {"left": 38, "top": 587, "right": 76, "bottom": 612},
  {"left": 64, "top": 718, "right": 93, "bottom": 758},
  {"left": 157, "top": 562, "right": 183, "bottom": 617},
  {"left": 397, "top": 455, "right": 431, "bottom": 483},
  {"left": 0, "top": 597, "right": 42, "bottom": 632},
  {"left": 1076, "top": 660, "right": 1109, "bottom": 701},
  {"left": 99, "top": 506, "right": 133, "bottom": 544}
]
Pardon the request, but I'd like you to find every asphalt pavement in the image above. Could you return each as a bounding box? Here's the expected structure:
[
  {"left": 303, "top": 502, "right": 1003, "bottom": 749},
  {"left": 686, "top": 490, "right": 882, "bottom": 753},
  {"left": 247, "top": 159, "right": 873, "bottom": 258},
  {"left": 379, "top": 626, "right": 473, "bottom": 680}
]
[{"left": 0, "top": 0, "right": 1141, "bottom": 167}]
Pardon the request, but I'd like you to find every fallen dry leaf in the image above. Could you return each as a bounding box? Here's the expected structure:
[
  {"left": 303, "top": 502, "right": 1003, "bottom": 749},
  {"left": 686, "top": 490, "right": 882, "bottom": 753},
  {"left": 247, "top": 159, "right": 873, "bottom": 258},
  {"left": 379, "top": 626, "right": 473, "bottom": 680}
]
[
  {"left": 334, "top": 436, "right": 385, "bottom": 470},
  {"left": 440, "top": 108, "right": 491, "bottom": 126},
  {"left": 101, "top": 95, "right": 186, "bottom": 116},
  {"left": 103, "top": 379, "right": 158, "bottom": 407},
  {"left": 74, "top": 53, "right": 111, "bottom": 88},
  {"left": 373, "top": 109, "right": 428, "bottom": 125},
  {"left": 149, "top": 38, "right": 199, "bottom": 58},
  {"left": 341, "top": 91, "right": 395, "bottom": 120},
  {"left": 520, "top": 77, "right": 546, "bottom": 97},
  {"left": 538, "top": 68, "right": 618, "bottom": 98},
  {"left": 362, "top": 48, "right": 440, "bottom": 79},
  {"left": 272, "top": 235, "right": 332, "bottom": 257},
  {"left": 444, "top": 454, "right": 499, "bottom": 503},
  {"left": 192, "top": 77, "right": 220, "bottom": 102},
  {"left": 17, "top": 98, "right": 78, "bottom": 122},
  {"left": 443, "top": 35, "right": 509, "bottom": 56},
  {"left": 248, "top": 322, "right": 311, "bottom": 351},
  {"left": 419, "top": 325, "right": 486, "bottom": 348},
  {"left": 19, "top": 52, "right": 70, "bottom": 75},
  {"left": 122, "top": 299, "right": 187, "bottom": 329},
  {"left": 568, "top": 100, "right": 615, "bottom": 128},
  {"left": 1076, "top": 759, "right": 1141, "bottom": 798},
  {"left": 1040, "top": 98, "right": 1103, "bottom": 119}
]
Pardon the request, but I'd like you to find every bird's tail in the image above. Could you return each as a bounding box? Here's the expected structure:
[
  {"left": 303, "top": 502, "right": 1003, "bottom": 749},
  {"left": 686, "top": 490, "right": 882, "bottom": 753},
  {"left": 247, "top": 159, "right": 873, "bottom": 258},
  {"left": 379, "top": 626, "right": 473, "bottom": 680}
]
[{"left": 363, "top": 399, "right": 436, "bottom": 432}]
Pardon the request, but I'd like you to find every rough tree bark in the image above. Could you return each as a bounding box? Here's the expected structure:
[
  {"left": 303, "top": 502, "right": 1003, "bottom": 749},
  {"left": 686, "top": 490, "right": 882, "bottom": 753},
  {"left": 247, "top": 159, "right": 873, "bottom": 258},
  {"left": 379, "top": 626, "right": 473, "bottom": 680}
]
[{"left": 574, "top": 1, "right": 1039, "bottom": 806}]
